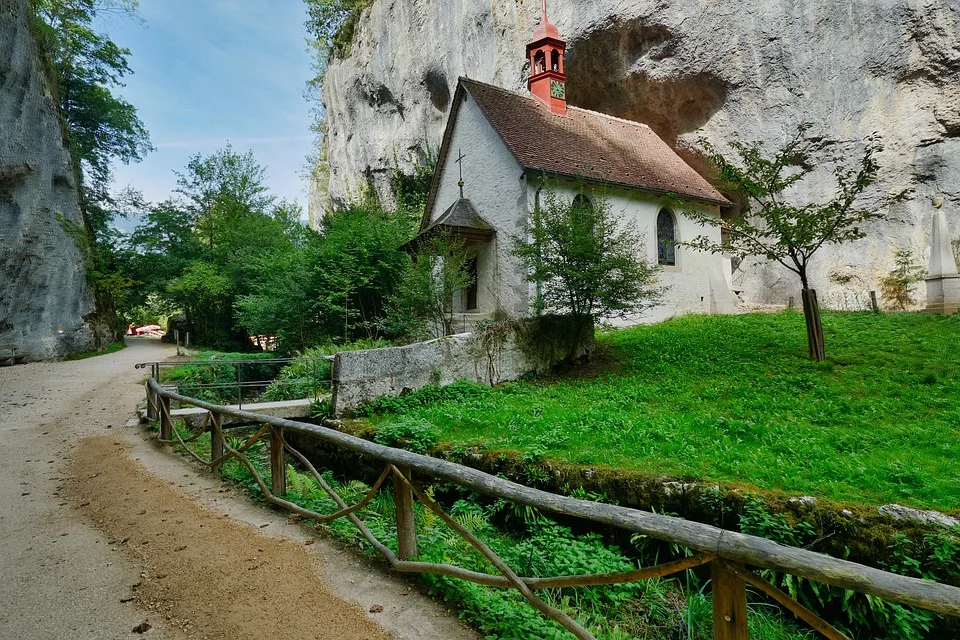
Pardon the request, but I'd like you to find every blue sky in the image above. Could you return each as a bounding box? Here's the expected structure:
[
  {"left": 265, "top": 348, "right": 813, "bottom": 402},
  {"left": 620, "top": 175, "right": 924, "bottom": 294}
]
[{"left": 94, "top": 0, "right": 316, "bottom": 218}]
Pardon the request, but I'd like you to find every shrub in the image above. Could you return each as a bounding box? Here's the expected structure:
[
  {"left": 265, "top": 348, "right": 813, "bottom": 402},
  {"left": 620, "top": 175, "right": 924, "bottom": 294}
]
[
  {"left": 261, "top": 339, "right": 389, "bottom": 401},
  {"left": 353, "top": 379, "right": 490, "bottom": 417}
]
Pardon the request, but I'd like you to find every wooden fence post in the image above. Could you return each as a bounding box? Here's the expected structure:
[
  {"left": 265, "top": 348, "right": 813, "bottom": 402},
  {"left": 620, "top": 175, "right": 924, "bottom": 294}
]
[
  {"left": 145, "top": 382, "right": 156, "bottom": 421},
  {"left": 869, "top": 290, "right": 880, "bottom": 314},
  {"left": 210, "top": 412, "right": 224, "bottom": 473},
  {"left": 393, "top": 466, "right": 419, "bottom": 560},
  {"left": 712, "top": 560, "right": 749, "bottom": 640},
  {"left": 159, "top": 395, "right": 172, "bottom": 442},
  {"left": 270, "top": 427, "right": 286, "bottom": 496}
]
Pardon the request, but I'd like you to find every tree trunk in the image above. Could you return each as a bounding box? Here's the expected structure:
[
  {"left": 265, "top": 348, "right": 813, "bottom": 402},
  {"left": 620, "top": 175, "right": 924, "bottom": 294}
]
[{"left": 801, "top": 288, "right": 826, "bottom": 362}]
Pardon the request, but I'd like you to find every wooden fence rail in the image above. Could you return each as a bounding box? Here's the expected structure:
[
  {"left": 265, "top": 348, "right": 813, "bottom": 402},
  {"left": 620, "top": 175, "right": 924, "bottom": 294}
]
[{"left": 147, "top": 379, "right": 960, "bottom": 639}]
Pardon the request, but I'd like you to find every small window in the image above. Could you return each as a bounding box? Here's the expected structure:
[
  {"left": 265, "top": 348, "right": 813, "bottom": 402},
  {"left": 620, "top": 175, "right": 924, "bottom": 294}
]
[
  {"left": 571, "top": 194, "right": 594, "bottom": 231},
  {"left": 657, "top": 208, "right": 677, "bottom": 266},
  {"left": 551, "top": 50, "right": 560, "bottom": 72}
]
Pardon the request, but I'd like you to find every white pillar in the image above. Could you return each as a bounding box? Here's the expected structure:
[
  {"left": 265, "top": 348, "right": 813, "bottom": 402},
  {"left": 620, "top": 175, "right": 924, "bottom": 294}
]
[
  {"left": 925, "top": 208, "right": 960, "bottom": 314},
  {"left": 928, "top": 210, "right": 958, "bottom": 277}
]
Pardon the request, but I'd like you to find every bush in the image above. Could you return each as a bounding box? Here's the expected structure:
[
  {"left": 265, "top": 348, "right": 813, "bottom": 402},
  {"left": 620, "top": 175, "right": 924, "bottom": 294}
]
[
  {"left": 373, "top": 417, "right": 440, "bottom": 453},
  {"left": 261, "top": 339, "right": 390, "bottom": 401},
  {"left": 354, "top": 379, "right": 490, "bottom": 417}
]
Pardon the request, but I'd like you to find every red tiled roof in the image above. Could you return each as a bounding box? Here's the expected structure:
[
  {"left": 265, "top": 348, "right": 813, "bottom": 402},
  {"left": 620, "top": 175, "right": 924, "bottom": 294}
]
[{"left": 460, "top": 78, "right": 728, "bottom": 205}]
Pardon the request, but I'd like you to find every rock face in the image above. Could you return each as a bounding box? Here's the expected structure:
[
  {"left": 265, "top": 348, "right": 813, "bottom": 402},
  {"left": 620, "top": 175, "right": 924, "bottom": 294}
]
[
  {"left": 320, "top": 0, "right": 960, "bottom": 308},
  {"left": 0, "top": 0, "right": 108, "bottom": 359}
]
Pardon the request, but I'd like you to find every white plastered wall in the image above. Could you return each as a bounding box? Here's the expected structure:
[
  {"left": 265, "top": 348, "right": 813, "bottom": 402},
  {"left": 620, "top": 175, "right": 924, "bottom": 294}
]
[
  {"left": 523, "top": 178, "right": 732, "bottom": 325},
  {"left": 429, "top": 91, "right": 530, "bottom": 319}
]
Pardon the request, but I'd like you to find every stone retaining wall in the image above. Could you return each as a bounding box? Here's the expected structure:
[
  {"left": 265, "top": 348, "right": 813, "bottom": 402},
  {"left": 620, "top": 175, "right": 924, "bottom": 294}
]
[{"left": 331, "top": 316, "right": 592, "bottom": 416}]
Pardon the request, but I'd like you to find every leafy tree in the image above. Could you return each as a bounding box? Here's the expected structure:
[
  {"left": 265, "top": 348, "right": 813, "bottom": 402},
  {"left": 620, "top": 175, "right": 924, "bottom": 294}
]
[
  {"left": 167, "top": 261, "right": 233, "bottom": 348},
  {"left": 683, "top": 124, "right": 910, "bottom": 361},
  {"left": 384, "top": 233, "right": 475, "bottom": 339},
  {"left": 311, "top": 203, "right": 413, "bottom": 340},
  {"left": 389, "top": 150, "right": 436, "bottom": 233},
  {"left": 30, "top": 0, "right": 151, "bottom": 196},
  {"left": 124, "top": 147, "right": 303, "bottom": 349},
  {"left": 175, "top": 144, "right": 275, "bottom": 251},
  {"left": 235, "top": 246, "right": 320, "bottom": 353},
  {"left": 512, "top": 185, "right": 663, "bottom": 323},
  {"left": 880, "top": 248, "right": 926, "bottom": 310},
  {"left": 303, "top": 0, "right": 372, "bottom": 72}
]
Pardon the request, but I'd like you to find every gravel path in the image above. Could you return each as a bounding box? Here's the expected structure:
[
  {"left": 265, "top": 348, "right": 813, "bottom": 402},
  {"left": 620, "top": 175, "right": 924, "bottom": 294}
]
[{"left": 0, "top": 339, "right": 479, "bottom": 640}]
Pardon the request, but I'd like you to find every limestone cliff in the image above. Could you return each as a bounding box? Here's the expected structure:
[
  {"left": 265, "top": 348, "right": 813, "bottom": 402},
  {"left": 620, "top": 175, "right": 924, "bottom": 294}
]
[
  {"left": 319, "top": 0, "right": 960, "bottom": 308},
  {"left": 0, "top": 0, "right": 110, "bottom": 359}
]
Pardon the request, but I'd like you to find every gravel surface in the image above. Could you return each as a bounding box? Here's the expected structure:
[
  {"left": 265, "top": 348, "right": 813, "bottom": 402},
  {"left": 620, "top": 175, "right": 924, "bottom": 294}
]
[{"left": 0, "top": 339, "right": 480, "bottom": 640}]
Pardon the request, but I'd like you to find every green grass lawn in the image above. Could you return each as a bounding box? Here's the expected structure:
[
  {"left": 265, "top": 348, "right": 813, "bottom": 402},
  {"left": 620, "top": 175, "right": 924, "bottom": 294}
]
[{"left": 369, "top": 312, "right": 960, "bottom": 512}]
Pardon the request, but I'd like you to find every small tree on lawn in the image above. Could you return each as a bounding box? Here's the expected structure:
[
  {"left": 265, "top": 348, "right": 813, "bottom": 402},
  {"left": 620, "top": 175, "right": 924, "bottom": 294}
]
[
  {"left": 879, "top": 248, "right": 927, "bottom": 310},
  {"left": 384, "top": 233, "right": 475, "bottom": 338},
  {"left": 512, "top": 185, "right": 663, "bottom": 354},
  {"left": 683, "top": 124, "right": 910, "bottom": 361}
]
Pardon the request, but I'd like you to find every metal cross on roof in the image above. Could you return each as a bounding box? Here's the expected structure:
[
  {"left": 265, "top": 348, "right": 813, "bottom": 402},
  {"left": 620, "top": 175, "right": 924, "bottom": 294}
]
[{"left": 456, "top": 148, "right": 466, "bottom": 199}]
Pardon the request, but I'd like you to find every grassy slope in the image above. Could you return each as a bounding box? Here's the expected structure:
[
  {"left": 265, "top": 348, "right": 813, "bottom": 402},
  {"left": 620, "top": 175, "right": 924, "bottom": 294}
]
[{"left": 371, "top": 312, "right": 960, "bottom": 511}]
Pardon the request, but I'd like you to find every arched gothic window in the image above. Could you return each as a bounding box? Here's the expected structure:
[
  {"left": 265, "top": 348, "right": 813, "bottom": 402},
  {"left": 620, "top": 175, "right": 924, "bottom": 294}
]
[
  {"left": 571, "top": 194, "right": 594, "bottom": 231},
  {"left": 657, "top": 208, "right": 677, "bottom": 266}
]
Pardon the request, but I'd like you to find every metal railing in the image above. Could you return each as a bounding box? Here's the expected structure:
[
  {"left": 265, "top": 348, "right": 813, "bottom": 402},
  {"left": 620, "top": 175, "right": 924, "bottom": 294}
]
[
  {"left": 137, "top": 356, "right": 334, "bottom": 411},
  {"left": 145, "top": 378, "right": 960, "bottom": 640}
]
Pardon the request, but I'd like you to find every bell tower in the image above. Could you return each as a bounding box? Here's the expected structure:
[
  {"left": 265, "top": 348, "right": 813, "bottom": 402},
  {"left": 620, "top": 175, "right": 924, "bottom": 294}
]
[{"left": 527, "top": 0, "right": 567, "bottom": 115}]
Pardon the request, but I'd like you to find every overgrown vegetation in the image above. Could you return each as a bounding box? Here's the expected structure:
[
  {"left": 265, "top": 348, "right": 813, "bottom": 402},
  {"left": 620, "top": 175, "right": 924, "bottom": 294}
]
[
  {"left": 383, "top": 232, "right": 476, "bottom": 339},
  {"left": 160, "top": 350, "right": 280, "bottom": 404},
  {"left": 879, "top": 248, "right": 926, "bottom": 310},
  {"left": 260, "top": 338, "right": 389, "bottom": 401},
  {"left": 736, "top": 497, "right": 944, "bottom": 639},
  {"left": 114, "top": 143, "right": 434, "bottom": 352},
  {"left": 304, "top": 0, "right": 372, "bottom": 72},
  {"left": 366, "top": 312, "right": 960, "bottom": 511}
]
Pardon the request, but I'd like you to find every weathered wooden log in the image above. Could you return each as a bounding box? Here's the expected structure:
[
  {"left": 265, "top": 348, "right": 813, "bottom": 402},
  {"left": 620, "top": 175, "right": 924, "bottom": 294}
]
[{"left": 148, "top": 380, "right": 960, "bottom": 619}]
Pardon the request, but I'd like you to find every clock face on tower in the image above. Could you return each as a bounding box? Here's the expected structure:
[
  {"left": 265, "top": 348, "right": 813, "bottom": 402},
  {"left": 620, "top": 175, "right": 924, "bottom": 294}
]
[{"left": 550, "top": 79, "right": 566, "bottom": 100}]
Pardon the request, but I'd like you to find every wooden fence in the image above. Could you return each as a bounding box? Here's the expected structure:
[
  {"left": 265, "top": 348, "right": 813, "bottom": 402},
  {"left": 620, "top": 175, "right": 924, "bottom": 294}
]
[{"left": 146, "top": 378, "right": 960, "bottom": 640}]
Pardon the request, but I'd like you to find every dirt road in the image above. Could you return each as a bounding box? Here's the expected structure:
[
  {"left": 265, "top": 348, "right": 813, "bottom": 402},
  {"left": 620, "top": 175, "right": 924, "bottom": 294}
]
[{"left": 0, "top": 339, "right": 478, "bottom": 640}]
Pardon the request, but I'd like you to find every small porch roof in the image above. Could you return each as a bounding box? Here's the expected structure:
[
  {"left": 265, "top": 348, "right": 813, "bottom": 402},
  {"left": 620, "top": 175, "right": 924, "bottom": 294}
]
[{"left": 401, "top": 198, "right": 495, "bottom": 253}]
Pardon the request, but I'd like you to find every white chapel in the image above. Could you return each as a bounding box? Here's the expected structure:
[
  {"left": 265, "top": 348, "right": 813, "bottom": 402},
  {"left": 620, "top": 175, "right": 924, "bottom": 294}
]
[{"left": 406, "top": 1, "right": 737, "bottom": 329}]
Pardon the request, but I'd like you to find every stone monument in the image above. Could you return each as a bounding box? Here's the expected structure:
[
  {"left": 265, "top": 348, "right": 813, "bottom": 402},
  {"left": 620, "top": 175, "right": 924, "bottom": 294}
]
[{"left": 925, "top": 203, "right": 960, "bottom": 315}]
